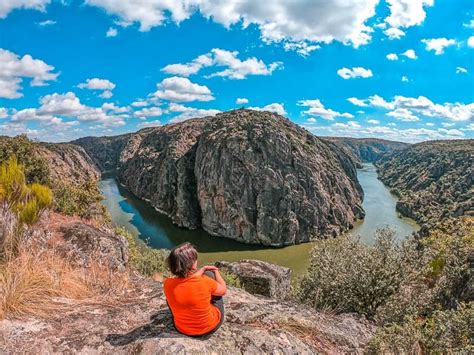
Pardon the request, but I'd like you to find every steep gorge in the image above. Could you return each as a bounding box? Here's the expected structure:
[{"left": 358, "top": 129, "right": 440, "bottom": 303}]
[{"left": 74, "top": 109, "right": 365, "bottom": 246}]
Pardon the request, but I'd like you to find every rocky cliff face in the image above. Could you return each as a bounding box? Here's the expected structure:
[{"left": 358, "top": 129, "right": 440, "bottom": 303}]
[
  {"left": 375, "top": 139, "right": 473, "bottom": 226},
  {"left": 37, "top": 143, "right": 101, "bottom": 183},
  {"left": 105, "top": 109, "right": 364, "bottom": 246},
  {"left": 73, "top": 133, "right": 132, "bottom": 172},
  {"left": 325, "top": 137, "right": 409, "bottom": 167}
]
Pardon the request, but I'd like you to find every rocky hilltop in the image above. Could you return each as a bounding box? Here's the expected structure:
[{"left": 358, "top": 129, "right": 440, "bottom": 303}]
[
  {"left": 375, "top": 139, "right": 473, "bottom": 226},
  {"left": 325, "top": 137, "right": 408, "bottom": 167},
  {"left": 75, "top": 109, "right": 365, "bottom": 246}
]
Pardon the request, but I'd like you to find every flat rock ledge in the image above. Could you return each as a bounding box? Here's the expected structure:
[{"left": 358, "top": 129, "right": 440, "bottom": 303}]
[
  {"left": 1, "top": 281, "right": 375, "bottom": 354},
  {"left": 215, "top": 259, "right": 292, "bottom": 300}
]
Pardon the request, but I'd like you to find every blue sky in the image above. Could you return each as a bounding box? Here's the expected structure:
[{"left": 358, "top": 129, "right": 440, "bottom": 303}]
[{"left": 0, "top": 0, "right": 473, "bottom": 143}]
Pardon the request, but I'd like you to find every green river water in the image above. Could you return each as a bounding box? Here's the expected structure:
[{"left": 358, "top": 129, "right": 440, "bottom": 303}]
[{"left": 100, "top": 163, "right": 419, "bottom": 276}]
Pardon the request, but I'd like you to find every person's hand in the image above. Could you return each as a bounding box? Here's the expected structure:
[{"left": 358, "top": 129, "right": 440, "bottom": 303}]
[
  {"left": 152, "top": 272, "right": 163, "bottom": 282},
  {"left": 203, "top": 265, "right": 218, "bottom": 272}
]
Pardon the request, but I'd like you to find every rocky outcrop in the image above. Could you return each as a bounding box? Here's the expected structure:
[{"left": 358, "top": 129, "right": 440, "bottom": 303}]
[
  {"left": 37, "top": 143, "right": 100, "bottom": 183},
  {"left": 375, "top": 139, "right": 473, "bottom": 226},
  {"left": 57, "top": 222, "right": 129, "bottom": 270},
  {"left": 110, "top": 109, "right": 364, "bottom": 246},
  {"left": 1, "top": 280, "right": 375, "bottom": 354},
  {"left": 324, "top": 137, "right": 408, "bottom": 167},
  {"left": 215, "top": 259, "right": 292, "bottom": 300}
]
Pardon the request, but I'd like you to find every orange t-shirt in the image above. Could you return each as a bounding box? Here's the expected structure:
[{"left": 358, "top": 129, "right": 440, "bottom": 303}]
[{"left": 164, "top": 275, "right": 221, "bottom": 336}]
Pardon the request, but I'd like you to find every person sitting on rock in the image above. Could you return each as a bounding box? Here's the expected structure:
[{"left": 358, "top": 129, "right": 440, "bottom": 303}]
[{"left": 164, "top": 242, "right": 227, "bottom": 337}]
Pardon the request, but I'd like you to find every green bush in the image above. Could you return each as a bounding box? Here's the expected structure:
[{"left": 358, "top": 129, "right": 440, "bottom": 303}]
[
  {"left": 0, "top": 156, "right": 53, "bottom": 259},
  {"left": 220, "top": 269, "right": 242, "bottom": 288},
  {"left": 0, "top": 135, "right": 49, "bottom": 184},
  {"left": 115, "top": 227, "right": 168, "bottom": 277},
  {"left": 296, "top": 228, "right": 424, "bottom": 318},
  {"left": 53, "top": 180, "right": 106, "bottom": 219},
  {"left": 369, "top": 303, "right": 473, "bottom": 353}
]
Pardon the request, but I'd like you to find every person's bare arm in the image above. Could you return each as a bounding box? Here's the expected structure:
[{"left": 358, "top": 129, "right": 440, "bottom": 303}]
[{"left": 203, "top": 265, "right": 227, "bottom": 296}]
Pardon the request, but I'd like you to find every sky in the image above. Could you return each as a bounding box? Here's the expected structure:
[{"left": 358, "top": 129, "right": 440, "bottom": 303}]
[{"left": 0, "top": 0, "right": 473, "bottom": 143}]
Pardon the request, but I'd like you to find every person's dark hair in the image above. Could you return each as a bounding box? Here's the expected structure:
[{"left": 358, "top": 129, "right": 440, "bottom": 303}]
[{"left": 167, "top": 242, "right": 198, "bottom": 278}]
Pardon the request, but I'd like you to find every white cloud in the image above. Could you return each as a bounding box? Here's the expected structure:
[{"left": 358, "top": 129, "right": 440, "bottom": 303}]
[
  {"left": 306, "top": 117, "right": 317, "bottom": 123},
  {"left": 386, "top": 53, "right": 398, "bottom": 60},
  {"left": 468, "top": 36, "right": 474, "bottom": 48},
  {"left": 401, "top": 49, "right": 417, "bottom": 59},
  {"left": 99, "top": 90, "right": 113, "bottom": 99},
  {"left": 422, "top": 38, "right": 456, "bottom": 55},
  {"left": 37, "top": 19, "right": 56, "bottom": 26},
  {"left": 367, "top": 119, "right": 380, "bottom": 124},
  {"left": 0, "top": 107, "right": 8, "bottom": 118},
  {"left": 248, "top": 103, "right": 287, "bottom": 116},
  {"left": 347, "top": 97, "right": 368, "bottom": 107},
  {"left": 236, "top": 98, "right": 248, "bottom": 105},
  {"left": 384, "top": 27, "right": 405, "bottom": 39},
  {"left": 337, "top": 67, "right": 373, "bottom": 79},
  {"left": 305, "top": 123, "right": 464, "bottom": 143},
  {"left": 78, "top": 77, "right": 115, "bottom": 90},
  {"left": 162, "top": 48, "right": 282, "bottom": 80},
  {"left": 101, "top": 102, "right": 130, "bottom": 113},
  {"left": 464, "top": 19, "right": 474, "bottom": 29},
  {"left": 387, "top": 108, "right": 419, "bottom": 121},
  {"left": 0, "top": 0, "right": 50, "bottom": 19},
  {"left": 137, "top": 120, "right": 161, "bottom": 128},
  {"left": 0, "top": 48, "right": 58, "bottom": 99},
  {"left": 368, "top": 95, "right": 396, "bottom": 109},
  {"left": 131, "top": 100, "right": 149, "bottom": 107},
  {"left": 332, "top": 121, "right": 361, "bottom": 129},
  {"left": 456, "top": 67, "right": 468, "bottom": 74},
  {"left": 401, "top": 76, "right": 409, "bottom": 82},
  {"left": 441, "top": 122, "right": 455, "bottom": 128},
  {"left": 385, "top": 0, "right": 433, "bottom": 29},
  {"left": 106, "top": 27, "right": 118, "bottom": 37},
  {"left": 85, "top": 0, "right": 379, "bottom": 49},
  {"left": 134, "top": 107, "right": 163, "bottom": 119},
  {"left": 167, "top": 103, "right": 220, "bottom": 123},
  {"left": 283, "top": 42, "right": 320, "bottom": 57},
  {"left": 355, "top": 94, "right": 474, "bottom": 122},
  {"left": 426, "top": 122, "right": 434, "bottom": 126},
  {"left": 298, "top": 99, "right": 353, "bottom": 120},
  {"left": 11, "top": 92, "right": 129, "bottom": 128},
  {"left": 153, "top": 76, "right": 214, "bottom": 102},
  {"left": 78, "top": 78, "right": 116, "bottom": 98}
]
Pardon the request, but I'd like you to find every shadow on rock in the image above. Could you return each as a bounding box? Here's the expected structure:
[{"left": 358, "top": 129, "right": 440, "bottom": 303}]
[{"left": 105, "top": 308, "right": 183, "bottom": 346}]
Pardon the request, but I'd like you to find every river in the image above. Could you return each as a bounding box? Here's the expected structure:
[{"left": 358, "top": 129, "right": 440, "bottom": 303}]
[{"left": 100, "top": 163, "right": 419, "bottom": 275}]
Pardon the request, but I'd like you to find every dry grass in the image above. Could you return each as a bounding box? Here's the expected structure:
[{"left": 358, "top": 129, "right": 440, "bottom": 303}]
[
  {"left": 249, "top": 318, "right": 341, "bottom": 352},
  {"left": 0, "top": 246, "right": 131, "bottom": 320}
]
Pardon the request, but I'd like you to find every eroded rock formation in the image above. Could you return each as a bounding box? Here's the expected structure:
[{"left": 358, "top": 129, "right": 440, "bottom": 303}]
[{"left": 74, "top": 109, "right": 366, "bottom": 246}]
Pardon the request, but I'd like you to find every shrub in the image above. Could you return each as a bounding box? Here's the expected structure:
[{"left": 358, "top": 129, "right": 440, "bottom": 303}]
[
  {"left": 115, "top": 227, "right": 168, "bottom": 277},
  {"left": 0, "top": 157, "right": 53, "bottom": 259},
  {"left": 296, "top": 228, "right": 425, "bottom": 318},
  {"left": 53, "top": 180, "right": 106, "bottom": 219},
  {"left": 369, "top": 303, "right": 474, "bottom": 353},
  {"left": 0, "top": 135, "right": 49, "bottom": 185},
  {"left": 220, "top": 269, "right": 242, "bottom": 288}
]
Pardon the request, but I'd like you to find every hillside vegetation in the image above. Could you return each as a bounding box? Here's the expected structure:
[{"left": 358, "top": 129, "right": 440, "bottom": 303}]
[
  {"left": 376, "top": 139, "right": 473, "bottom": 226},
  {"left": 0, "top": 135, "right": 105, "bottom": 220}
]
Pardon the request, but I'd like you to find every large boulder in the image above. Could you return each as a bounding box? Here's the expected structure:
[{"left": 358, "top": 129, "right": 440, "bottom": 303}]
[
  {"left": 58, "top": 222, "right": 128, "bottom": 270},
  {"left": 215, "top": 259, "right": 292, "bottom": 300}
]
